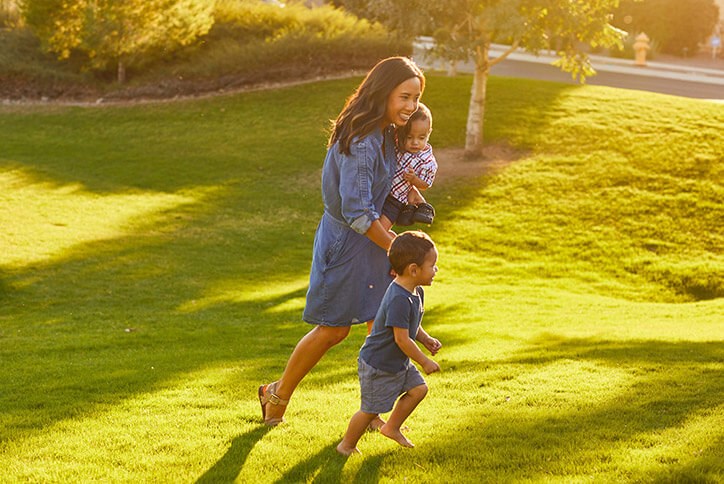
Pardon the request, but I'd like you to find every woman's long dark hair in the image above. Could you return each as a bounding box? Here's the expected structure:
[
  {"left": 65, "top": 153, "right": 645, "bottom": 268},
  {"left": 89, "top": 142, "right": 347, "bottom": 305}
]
[{"left": 329, "top": 57, "right": 425, "bottom": 155}]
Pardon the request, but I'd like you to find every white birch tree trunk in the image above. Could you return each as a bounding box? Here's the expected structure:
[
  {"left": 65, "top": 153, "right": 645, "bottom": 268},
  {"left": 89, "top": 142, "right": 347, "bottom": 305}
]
[
  {"left": 464, "top": 45, "right": 490, "bottom": 158},
  {"left": 447, "top": 60, "right": 458, "bottom": 76}
]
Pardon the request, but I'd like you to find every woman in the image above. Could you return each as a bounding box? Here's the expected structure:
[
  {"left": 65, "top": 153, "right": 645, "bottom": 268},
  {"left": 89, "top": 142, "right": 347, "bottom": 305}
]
[{"left": 259, "top": 56, "right": 425, "bottom": 426}]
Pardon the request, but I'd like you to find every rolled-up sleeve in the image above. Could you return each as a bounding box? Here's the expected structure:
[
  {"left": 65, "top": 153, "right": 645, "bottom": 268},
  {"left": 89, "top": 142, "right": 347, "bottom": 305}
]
[{"left": 339, "top": 139, "right": 379, "bottom": 234}]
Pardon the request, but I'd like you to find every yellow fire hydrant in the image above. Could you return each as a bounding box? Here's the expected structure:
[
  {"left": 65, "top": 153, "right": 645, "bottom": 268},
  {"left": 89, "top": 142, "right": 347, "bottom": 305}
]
[{"left": 633, "top": 32, "right": 651, "bottom": 66}]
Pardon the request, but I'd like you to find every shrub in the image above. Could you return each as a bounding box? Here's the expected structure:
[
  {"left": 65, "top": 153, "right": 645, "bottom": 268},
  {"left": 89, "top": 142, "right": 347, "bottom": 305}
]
[
  {"left": 136, "top": 0, "right": 409, "bottom": 87},
  {"left": 0, "top": 28, "right": 98, "bottom": 98},
  {"left": 0, "top": 0, "right": 408, "bottom": 99}
]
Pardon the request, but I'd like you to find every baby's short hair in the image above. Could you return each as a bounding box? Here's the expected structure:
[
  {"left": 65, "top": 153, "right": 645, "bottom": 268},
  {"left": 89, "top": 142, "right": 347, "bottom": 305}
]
[{"left": 389, "top": 231, "right": 436, "bottom": 275}]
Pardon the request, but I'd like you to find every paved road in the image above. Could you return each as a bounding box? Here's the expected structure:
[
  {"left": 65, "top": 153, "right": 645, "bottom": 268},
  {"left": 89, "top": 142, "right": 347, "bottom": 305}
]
[
  {"left": 414, "top": 40, "right": 724, "bottom": 101},
  {"left": 489, "top": 59, "right": 724, "bottom": 100}
]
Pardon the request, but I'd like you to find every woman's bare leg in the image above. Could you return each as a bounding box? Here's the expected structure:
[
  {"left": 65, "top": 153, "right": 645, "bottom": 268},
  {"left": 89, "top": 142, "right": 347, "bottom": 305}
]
[{"left": 263, "top": 325, "right": 351, "bottom": 422}]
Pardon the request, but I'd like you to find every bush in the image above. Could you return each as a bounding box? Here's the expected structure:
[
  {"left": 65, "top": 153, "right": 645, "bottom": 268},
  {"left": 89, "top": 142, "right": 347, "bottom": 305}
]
[
  {"left": 0, "top": 0, "right": 408, "bottom": 99},
  {"left": 0, "top": 28, "right": 98, "bottom": 98},
  {"left": 135, "top": 0, "right": 409, "bottom": 88}
]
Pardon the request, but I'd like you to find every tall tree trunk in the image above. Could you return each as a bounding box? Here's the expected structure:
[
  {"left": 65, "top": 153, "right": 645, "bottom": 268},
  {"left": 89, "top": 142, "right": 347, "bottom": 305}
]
[
  {"left": 447, "top": 60, "right": 458, "bottom": 76},
  {"left": 464, "top": 44, "right": 490, "bottom": 158},
  {"left": 117, "top": 59, "right": 126, "bottom": 84}
]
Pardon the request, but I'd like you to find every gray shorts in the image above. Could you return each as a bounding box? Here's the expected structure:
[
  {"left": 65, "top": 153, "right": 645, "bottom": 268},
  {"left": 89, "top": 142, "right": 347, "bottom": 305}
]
[{"left": 358, "top": 357, "right": 426, "bottom": 414}]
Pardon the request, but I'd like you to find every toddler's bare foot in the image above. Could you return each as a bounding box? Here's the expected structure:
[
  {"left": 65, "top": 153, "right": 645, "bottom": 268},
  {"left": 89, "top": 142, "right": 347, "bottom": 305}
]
[
  {"left": 336, "top": 441, "right": 362, "bottom": 456},
  {"left": 379, "top": 424, "right": 414, "bottom": 448},
  {"left": 367, "top": 416, "right": 385, "bottom": 432},
  {"left": 367, "top": 417, "right": 410, "bottom": 433}
]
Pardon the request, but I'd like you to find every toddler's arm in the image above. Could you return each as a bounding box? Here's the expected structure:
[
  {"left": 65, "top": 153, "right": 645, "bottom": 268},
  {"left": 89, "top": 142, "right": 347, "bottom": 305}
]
[
  {"left": 407, "top": 186, "right": 426, "bottom": 205},
  {"left": 393, "top": 327, "right": 440, "bottom": 374},
  {"left": 402, "top": 168, "right": 431, "bottom": 190},
  {"left": 416, "top": 326, "right": 442, "bottom": 356}
]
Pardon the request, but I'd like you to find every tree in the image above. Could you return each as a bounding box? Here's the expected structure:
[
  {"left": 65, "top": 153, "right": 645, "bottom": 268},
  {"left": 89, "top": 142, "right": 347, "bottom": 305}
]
[
  {"left": 330, "top": 0, "right": 433, "bottom": 41},
  {"left": 344, "top": 0, "right": 626, "bottom": 157},
  {"left": 613, "top": 0, "right": 720, "bottom": 56},
  {"left": 22, "top": 0, "right": 214, "bottom": 83},
  {"left": 423, "top": 0, "right": 627, "bottom": 157}
]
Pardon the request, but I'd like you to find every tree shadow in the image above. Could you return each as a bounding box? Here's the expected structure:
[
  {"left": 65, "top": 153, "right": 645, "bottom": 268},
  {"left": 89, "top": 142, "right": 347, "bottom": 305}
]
[
  {"left": 0, "top": 84, "right": 338, "bottom": 194},
  {"left": 272, "top": 442, "right": 346, "bottom": 484},
  {"left": 0, "top": 175, "right": 322, "bottom": 440},
  {"left": 416, "top": 336, "right": 724, "bottom": 481},
  {"left": 195, "top": 425, "right": 272, "bottom": 484},
  {"left": 509, "top": 333, "right": 724, "bottom": 367},
  {"left": 352, "top": 453, "right": 384, "bottom": 484}
]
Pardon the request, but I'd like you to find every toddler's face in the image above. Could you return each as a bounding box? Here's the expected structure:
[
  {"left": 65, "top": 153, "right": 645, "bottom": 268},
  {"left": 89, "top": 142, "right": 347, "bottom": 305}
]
[
  {"left": 403, "top": 118, "right": 431, "bottom": 154},
  {"left": 415, "top": 248, "right": 438, "bottom": 286}
]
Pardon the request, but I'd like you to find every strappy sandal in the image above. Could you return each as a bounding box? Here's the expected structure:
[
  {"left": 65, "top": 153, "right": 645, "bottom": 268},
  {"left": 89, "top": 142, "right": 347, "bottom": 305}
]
[{"left": 258, "top": 382, "right": 289, "bottom": 426}]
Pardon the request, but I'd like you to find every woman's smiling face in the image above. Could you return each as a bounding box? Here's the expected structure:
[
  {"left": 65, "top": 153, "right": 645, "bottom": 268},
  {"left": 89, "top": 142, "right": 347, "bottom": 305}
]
[{"left": 383, "top": 77, "right": 422, "bottom": 128}]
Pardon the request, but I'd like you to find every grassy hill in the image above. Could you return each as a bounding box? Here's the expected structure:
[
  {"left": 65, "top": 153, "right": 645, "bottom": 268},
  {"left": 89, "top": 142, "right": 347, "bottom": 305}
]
[{"left": 0, "top": 75, "right": 722, "bottom": 482}]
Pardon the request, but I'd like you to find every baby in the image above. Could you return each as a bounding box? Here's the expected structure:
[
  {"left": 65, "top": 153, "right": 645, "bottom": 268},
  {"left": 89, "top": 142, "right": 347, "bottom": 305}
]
[{"left": 380, "top": 103, "right": 438, "bottom": 228}]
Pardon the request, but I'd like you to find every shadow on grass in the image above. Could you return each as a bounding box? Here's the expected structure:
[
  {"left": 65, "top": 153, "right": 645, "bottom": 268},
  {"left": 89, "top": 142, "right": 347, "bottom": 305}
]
[
  {"left": 513, "top": 333, "right": 724, "bottom": 366},
  {"left": 271, "top": 442, "right": 347, "bottom": 483},
  {"left": 0, "top": 178, "right": 322, "bottom": 439},
  {"left": 195, "top": 425, "right": 272, "bottom": 484},
  {"left": 418, "top": 336, "right": 723, "bottom": 481}
]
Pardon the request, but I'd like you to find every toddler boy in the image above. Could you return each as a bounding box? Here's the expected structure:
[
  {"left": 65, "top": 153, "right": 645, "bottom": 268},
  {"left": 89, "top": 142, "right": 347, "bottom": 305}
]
[{"left": 337, "top": 231, "right": 442, "bottom": 455}]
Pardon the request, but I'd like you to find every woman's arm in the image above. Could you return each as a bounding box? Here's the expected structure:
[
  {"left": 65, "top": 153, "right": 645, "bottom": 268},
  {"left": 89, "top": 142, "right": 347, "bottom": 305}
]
[
  {"left": 340, "top": 134, "right": 391, "bottom": 236},
  {"left": 365, "top": 219, "right": 395, "bottom": 251}
]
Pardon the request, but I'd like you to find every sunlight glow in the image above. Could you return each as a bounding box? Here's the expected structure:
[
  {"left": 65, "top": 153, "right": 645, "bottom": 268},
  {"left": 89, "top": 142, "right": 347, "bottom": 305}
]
[
  {"left": 176, "top": 279, "right": 309, "bottom": 313},
  {"left": 0, "top": 167, "right": 197, "bottom": 268}
]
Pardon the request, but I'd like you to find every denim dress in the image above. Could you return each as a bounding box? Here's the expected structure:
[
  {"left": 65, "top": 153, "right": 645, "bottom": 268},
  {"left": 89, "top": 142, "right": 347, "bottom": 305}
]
[{"left": 303, "top": 126, "right": 397, "bottom": 326}]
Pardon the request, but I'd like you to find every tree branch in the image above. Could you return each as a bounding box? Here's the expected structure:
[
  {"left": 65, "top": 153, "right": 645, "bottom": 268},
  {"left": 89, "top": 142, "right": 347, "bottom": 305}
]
[{"left": 488, "top": 40, "right": 520, "bottom": 68}]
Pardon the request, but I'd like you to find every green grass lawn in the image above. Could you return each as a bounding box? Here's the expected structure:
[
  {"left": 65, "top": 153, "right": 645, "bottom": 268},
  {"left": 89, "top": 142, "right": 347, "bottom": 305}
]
[{"left": 1, "top": 74, "right": 722, "bottom": 483}]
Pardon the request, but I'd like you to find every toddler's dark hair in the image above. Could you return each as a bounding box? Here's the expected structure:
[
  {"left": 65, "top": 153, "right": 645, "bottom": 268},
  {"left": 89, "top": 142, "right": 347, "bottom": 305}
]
[
  {"left": 396, "top": 102, "right": 432, "bottom": 152},
  {"left": 389, "top": 231, "right": 436, "bottom": 275}
]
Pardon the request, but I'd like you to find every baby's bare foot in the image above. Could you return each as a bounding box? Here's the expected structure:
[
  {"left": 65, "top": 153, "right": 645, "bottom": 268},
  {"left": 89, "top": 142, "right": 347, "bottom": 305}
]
[
  {"left": 336, "top": 442, "right": 362, "bottom": 456},
  {"left": 379, "top": 424, "right": 414, "bottom": 448}
]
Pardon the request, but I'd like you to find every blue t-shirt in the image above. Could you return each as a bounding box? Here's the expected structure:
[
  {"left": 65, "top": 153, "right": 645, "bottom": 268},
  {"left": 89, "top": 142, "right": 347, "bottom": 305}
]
[{"left": 359, "top": 281, "right": 424, "bottom": 373}]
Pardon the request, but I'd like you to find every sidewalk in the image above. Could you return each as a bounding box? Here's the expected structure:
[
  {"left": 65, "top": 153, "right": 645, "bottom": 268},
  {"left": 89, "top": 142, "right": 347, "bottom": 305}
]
[{"left": 414, "top": 37, "right": 724, "bottom": 86}]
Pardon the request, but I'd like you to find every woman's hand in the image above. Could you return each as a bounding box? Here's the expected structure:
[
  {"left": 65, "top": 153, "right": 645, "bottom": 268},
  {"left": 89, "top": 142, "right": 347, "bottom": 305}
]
[{"left": 365, "top": 219, "right": 396, "bottom": 251}]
